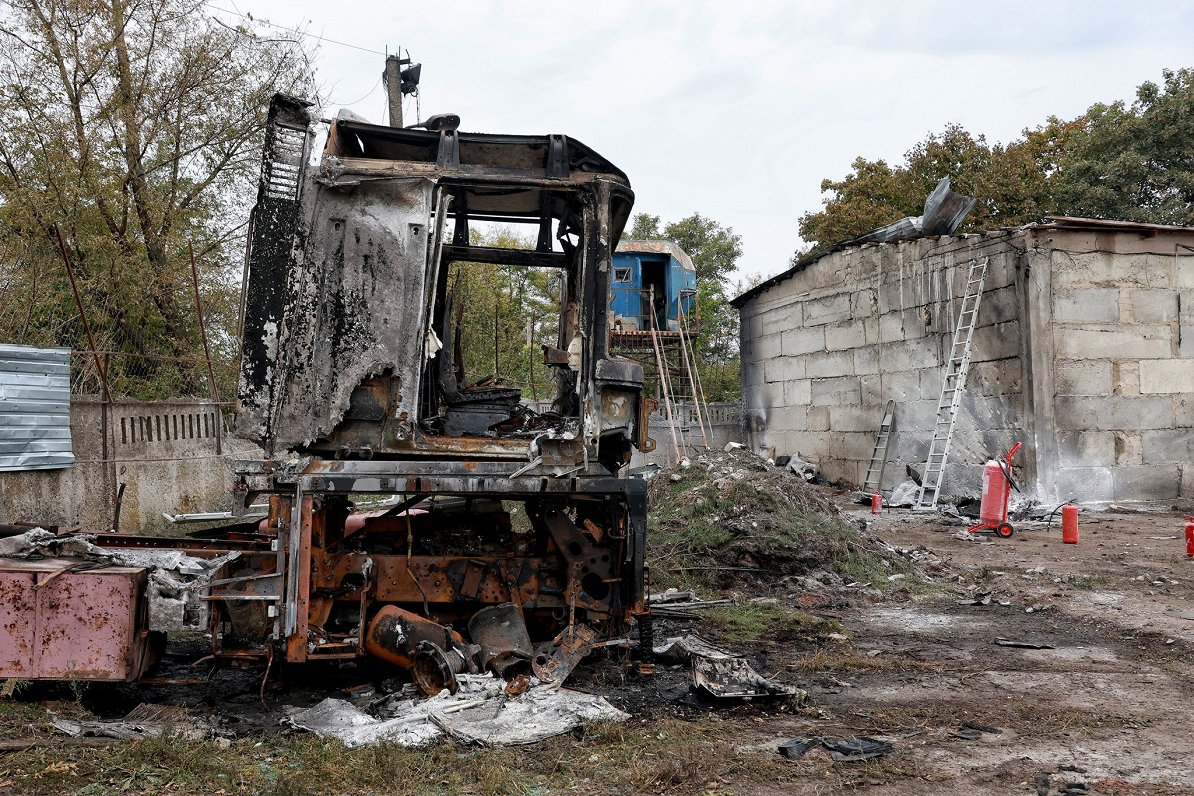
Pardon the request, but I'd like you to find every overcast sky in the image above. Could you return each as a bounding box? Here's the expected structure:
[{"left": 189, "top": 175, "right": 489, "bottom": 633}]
[{"left": 219, "top": 1, "right": 1194, "bottom": 280}]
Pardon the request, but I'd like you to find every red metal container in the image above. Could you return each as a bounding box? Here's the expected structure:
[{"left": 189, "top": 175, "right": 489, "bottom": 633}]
[
  {"left": 0, "top": 558, "right": 154, "bottom": 681},
  {"left": 1061, "top": 505, "right": 1079, "bottom": 544},
  {"left": 871, "top": 492, "right": 882, "bottom": 514},
  {"left": 1185, "top": 517, "right": 1194, "bottom": 558}
]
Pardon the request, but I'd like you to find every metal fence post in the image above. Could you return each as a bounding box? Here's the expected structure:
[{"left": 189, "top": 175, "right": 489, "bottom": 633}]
[{"left": 189, "top": 242, "right": 223, "bottom": 455}]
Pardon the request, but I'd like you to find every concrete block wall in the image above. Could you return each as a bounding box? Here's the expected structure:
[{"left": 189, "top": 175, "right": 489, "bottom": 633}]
[
  {"left": 629, "top": 402, "right": 744, "bottom": 468},
  {"left": 1041, "top": 230, "right": 1194, "bottom": 501},
  {"left": 740, "top": 231, "right": 1028, "bottom": 497},
  {"left": 0, "top": 398, "right": 258, "bottom": 532}
]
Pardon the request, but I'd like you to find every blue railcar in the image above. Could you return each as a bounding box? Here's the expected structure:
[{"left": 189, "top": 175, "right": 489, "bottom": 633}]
[{"left": 610, "top": 241, "right": 697, "bottom": 333}]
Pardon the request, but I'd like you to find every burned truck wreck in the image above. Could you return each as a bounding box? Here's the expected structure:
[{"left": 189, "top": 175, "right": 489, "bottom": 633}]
[{"left": 218, "top": 95, "right": 653, "bottom": 688}]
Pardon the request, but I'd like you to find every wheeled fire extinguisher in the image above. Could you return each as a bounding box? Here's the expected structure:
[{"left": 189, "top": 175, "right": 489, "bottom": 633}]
[{"left": 969, "top": 442, "right": 1022, "bottom": 538}]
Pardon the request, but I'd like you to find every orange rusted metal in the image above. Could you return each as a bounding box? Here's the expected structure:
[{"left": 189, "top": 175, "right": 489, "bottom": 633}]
[{"left": 365, "top": 606, "right": 463, "bottom": 668}]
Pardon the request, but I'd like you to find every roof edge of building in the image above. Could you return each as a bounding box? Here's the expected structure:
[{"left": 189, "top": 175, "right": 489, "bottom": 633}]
[{"left": 731, "top": 215, "right": 1194, "bottom": 308}]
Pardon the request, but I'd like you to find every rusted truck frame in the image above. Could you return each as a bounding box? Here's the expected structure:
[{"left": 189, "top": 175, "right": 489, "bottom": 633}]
[{"left": 212, "top": 95, "right": 652, "bottom": 678}]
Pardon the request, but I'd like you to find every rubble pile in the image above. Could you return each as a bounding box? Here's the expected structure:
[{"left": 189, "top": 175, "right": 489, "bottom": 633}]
[{"left": 647, "top": 448, "right": 907, "bottom": 593}]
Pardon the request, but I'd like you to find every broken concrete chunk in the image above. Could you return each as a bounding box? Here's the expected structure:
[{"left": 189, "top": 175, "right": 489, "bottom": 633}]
[{"left": 785, "top": 457, "right": 818, "bottom": 481}]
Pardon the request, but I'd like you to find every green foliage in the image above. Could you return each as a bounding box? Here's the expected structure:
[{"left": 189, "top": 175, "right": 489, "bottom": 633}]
[
  {"left": 0, "top": 0, "right": 314, "bottom": 399},
  {"left": 447, "top": 228, "right": 559, "bottom": 401},
  {"left": 704, "top": 603, "right": 837, "bottom": 642},
  {"left": 797, "top": 124, "right": 1062, "bottom": 253},
  {"left": 626, "top": 211, "right": 743, "bottom": 401},
  {"left": 1054, "top": 68, "right": 1194, "bottom": 224},
  {"left": 798, "top": 68, "right": 1194, "bottom": 255}
]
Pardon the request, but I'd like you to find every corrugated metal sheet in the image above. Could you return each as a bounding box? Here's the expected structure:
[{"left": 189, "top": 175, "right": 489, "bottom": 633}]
[{"left": 0, "top": 344, "right": 74, "bottom": 471}]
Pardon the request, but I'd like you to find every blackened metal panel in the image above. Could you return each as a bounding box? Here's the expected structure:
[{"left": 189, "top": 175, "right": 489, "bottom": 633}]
[
  {"left": 265, "top": 179, "right": 434, "bottom": 452},
  {"left": 0, "top": 343, "right": 73, "bottom": 471},
  {"left": 237, "top": 97, "right": 435, "bottom": 454},
  {"left": 237, "top": 96, "right": 314, "bottom": 450}
]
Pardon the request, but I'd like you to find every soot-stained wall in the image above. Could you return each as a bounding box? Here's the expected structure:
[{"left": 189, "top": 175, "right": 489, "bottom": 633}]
[{"left": 737, "top": 223, "right": 1194, "bottom": 503}]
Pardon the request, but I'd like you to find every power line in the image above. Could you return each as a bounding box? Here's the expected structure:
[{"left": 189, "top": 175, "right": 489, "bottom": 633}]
[
  {"left": 341, "top": 76, "right": 382, "bottom": 107},
  {"left": 202, "top": 3, "right": 386, "bottom": 56}
]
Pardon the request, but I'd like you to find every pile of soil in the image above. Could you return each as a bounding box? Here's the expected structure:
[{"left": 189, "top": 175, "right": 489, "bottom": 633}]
[{"left": 646, "top": 448, "right": 906, "bottom": 594}]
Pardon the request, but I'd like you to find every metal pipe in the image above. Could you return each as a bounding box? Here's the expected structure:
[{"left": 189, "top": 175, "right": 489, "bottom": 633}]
[
  {"left": 53, "top": 226, "right": 110, "bottom": 402},
  {"left": 188, "top": 242, "right": 223, "bottom": 455}
]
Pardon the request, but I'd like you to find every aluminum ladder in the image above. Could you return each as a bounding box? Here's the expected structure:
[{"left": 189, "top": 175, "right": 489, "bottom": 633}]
[
  {"left": 915, "top": 257, "right": 989, "bottom": 510},
  {"left": 860, "top": 400, "right": 896, "bottom": 496}
]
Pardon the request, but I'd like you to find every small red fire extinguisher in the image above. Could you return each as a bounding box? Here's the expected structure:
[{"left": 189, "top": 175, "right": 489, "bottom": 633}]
[
  {"left": 1185, "top": 516, "right": 1194, "bottom": 558},
  {"left": 871, "top": 493, "right": 882, "bottom": 514},
  {"left": 1061, "top": 504, "right": 1079, "bottom": 544}
]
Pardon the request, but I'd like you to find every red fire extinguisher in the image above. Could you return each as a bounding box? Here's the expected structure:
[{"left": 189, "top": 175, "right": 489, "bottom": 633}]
[
  {"left": 1061, "top": 504, "right": 1079, "bottom": 544},
  {"left": 969, "top": 442, "right": 1021, "bottom": 538},
  {"left": 871, "top": 493, "right": 882, "bottom": 514},
  {"left": 1185, "top": 517, "right": 1194, "bottom": 558}
]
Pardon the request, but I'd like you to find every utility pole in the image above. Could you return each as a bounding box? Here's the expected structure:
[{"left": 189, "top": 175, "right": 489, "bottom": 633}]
[{"left": 385, "top": 52, "right": 403, "bottom": 128}]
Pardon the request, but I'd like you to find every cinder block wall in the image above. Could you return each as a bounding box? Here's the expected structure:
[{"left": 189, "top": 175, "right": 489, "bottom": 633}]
[
  {"left": 629, "top": 402, "right": 744, "bottom": 468},
  {"left": 0, "top": 398, "right": 258, "bottom": 532},
  {"left": 1037, "top": 229, "right": 1194, "bottom": 501},
  {"left": 740, "top": 232, "right": 1028, "bottom": 497}
]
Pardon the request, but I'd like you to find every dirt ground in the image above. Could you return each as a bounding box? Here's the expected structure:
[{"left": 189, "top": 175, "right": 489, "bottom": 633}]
[
  {"left": 2, "top": 491, "right": 1193, "bottom": 795},
  {"left": 741, "top": 500, "right": 1194, "bottom": 796}
]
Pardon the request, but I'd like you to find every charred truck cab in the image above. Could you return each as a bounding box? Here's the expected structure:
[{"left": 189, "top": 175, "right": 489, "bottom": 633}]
[{"left": 224, "top": 95, "right": 653, "bottom": 684}]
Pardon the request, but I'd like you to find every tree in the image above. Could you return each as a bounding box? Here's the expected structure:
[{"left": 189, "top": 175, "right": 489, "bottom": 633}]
[
  {"left": 626, "top": 212, "right": 743, "bottom": 401},
  {"left": 0, "top": 0, "right": 315, "bottom": 398},
  {"left": 1053, "top": 68, "right": 1194, "bottom": 225},
  {"left": 797, "top": 124, "right": 1062, "bottom": 253},
  {"left": 796, "top": 69, "right": 1194, "bottom": 258},
  {"left": 447, "top": 228, "right": 560, "bottom": 403}
]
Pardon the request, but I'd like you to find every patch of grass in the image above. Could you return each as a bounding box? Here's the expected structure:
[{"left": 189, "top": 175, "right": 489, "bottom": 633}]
[
  {"left": 1068, "top": 573, "right": 1113, "bottom": 590},
  {"left": 704, "top": 603, "right": 841, "bottom": 642},
  {"left": 780, "top": 748, "right": 951, "bottom": 789},
  {"left": 0, "top": 716, "right": 794, "bottom": 796},
  {"left": 0, "top": 678, "right": 30, "bottom": 698},
  {"left": 0, "top": 699, "right": 48, "bottom": 740},
  {"left": 793, "top": 647, "right": 946, "bottom": 676}
]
